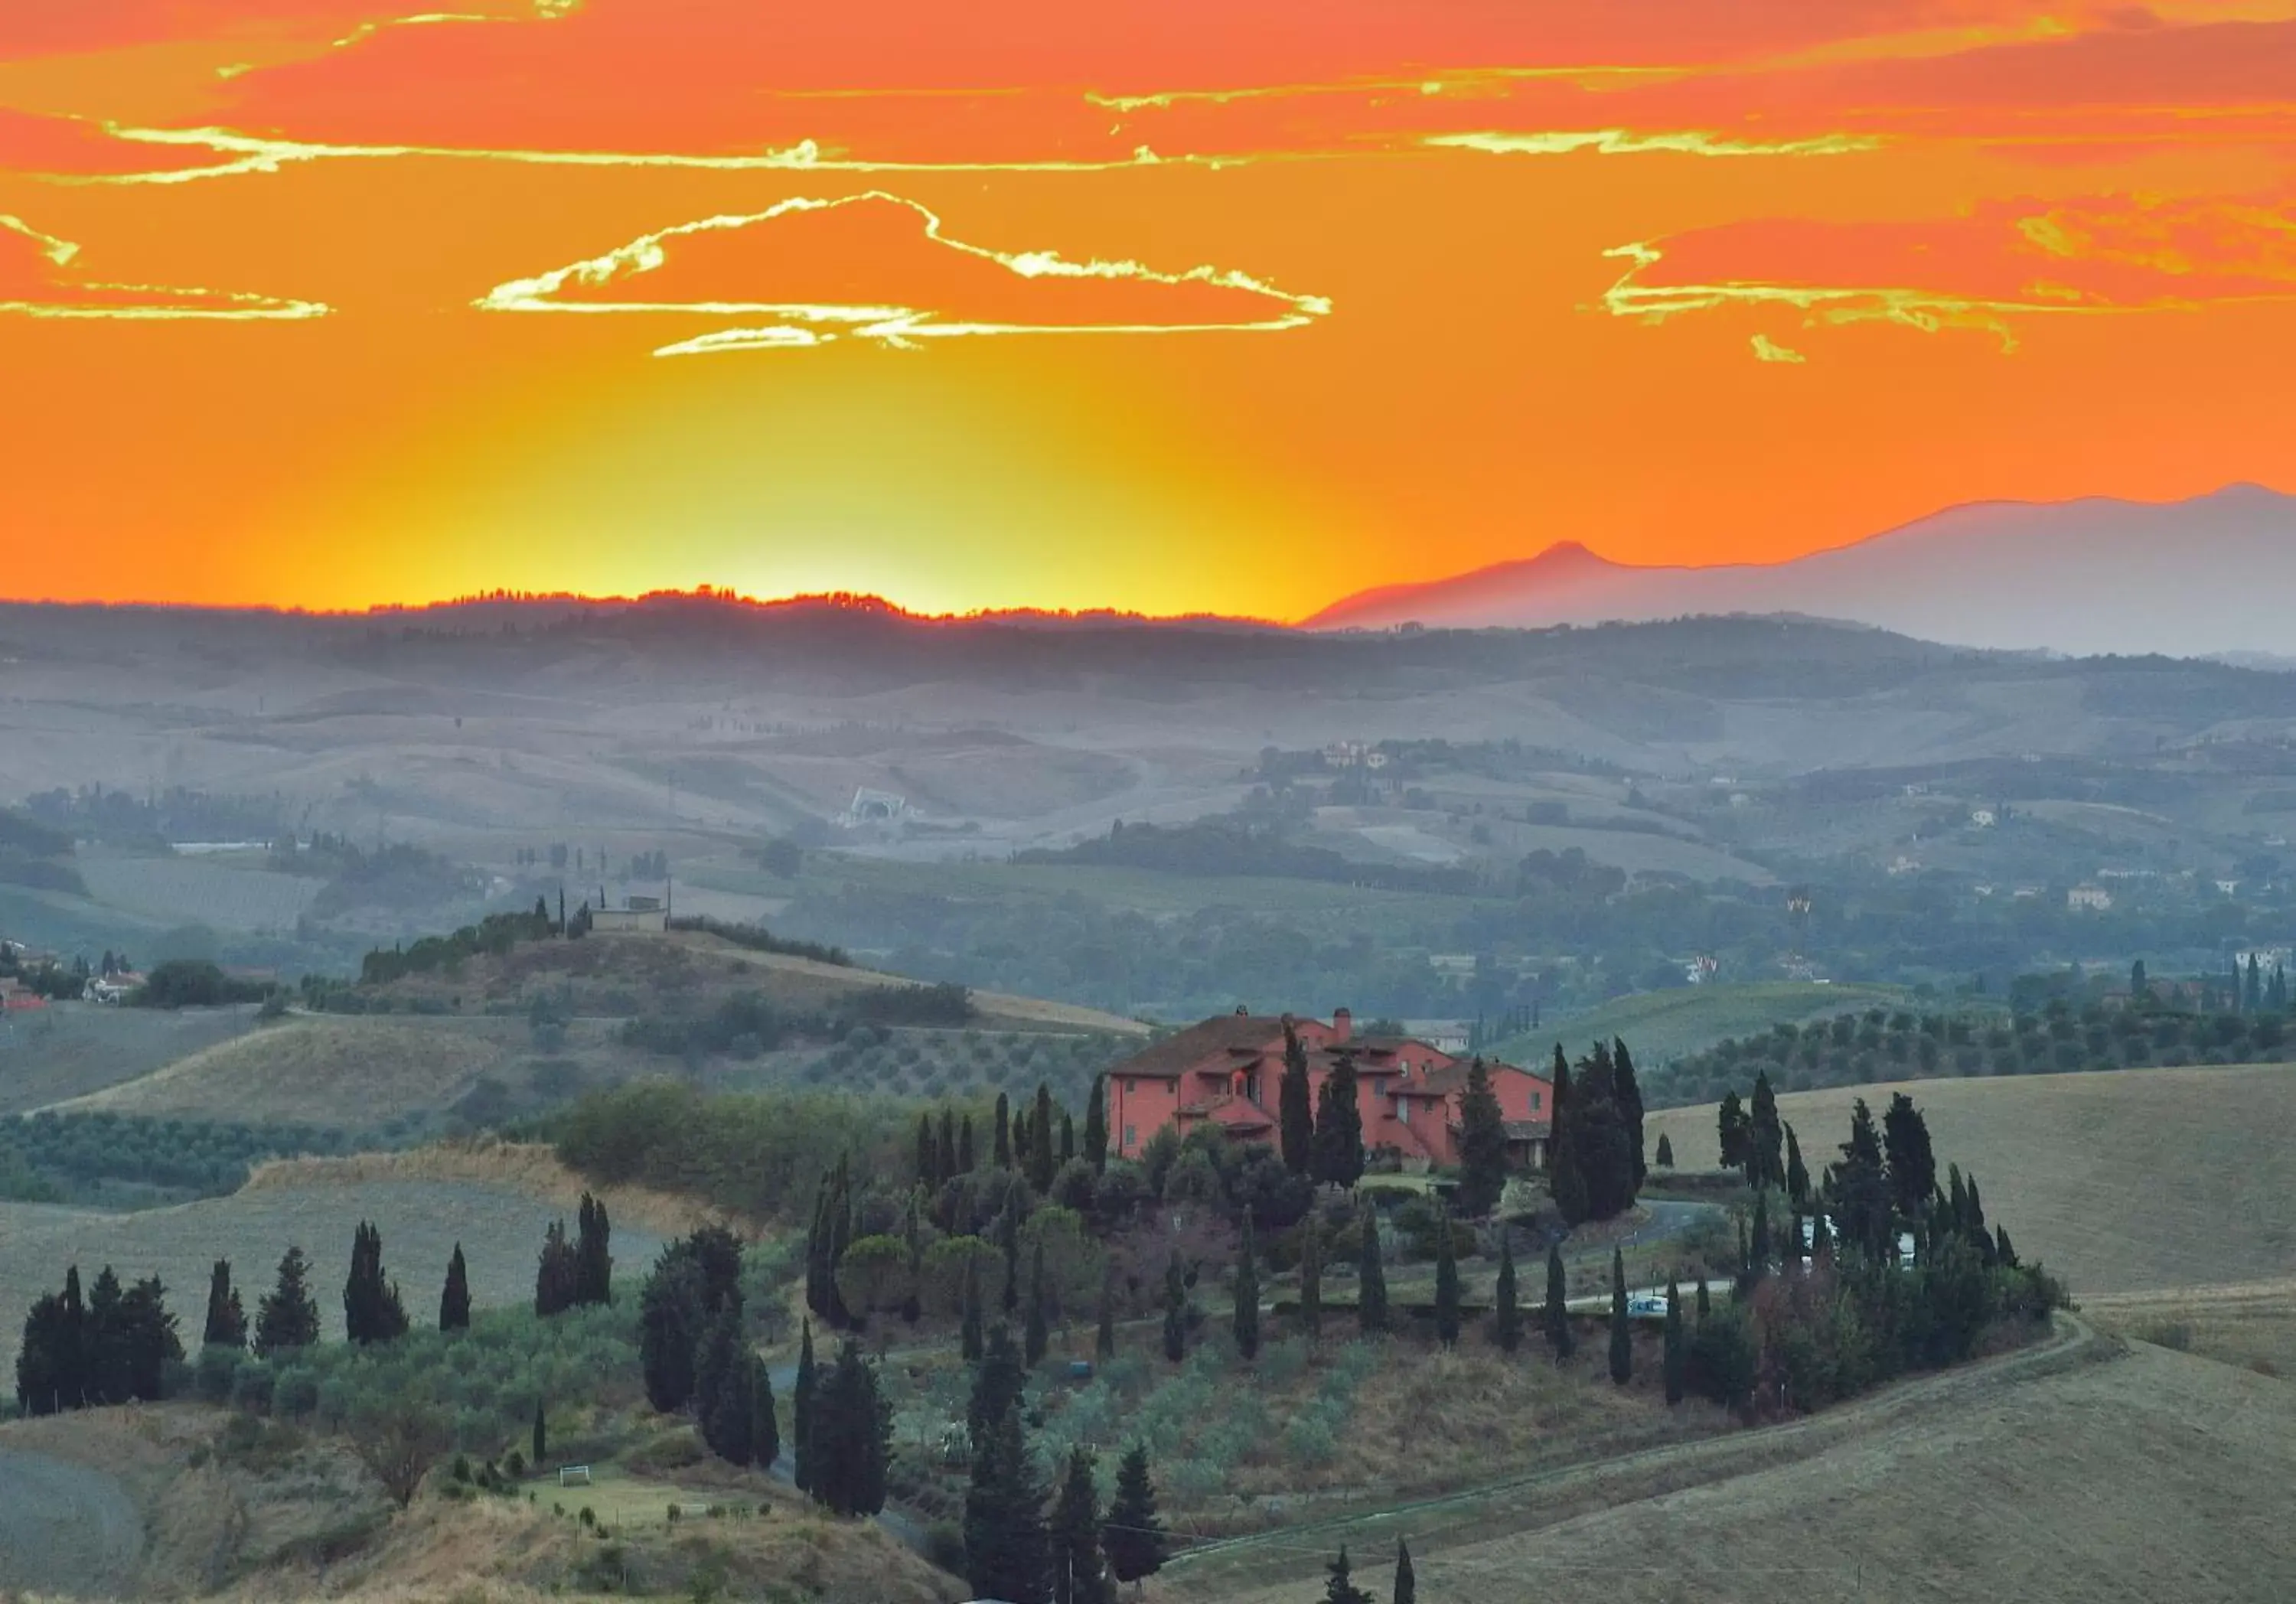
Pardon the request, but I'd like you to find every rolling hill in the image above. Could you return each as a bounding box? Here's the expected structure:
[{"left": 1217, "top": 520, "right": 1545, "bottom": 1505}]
[
  {"left": 1495, "top": 982, "right": 1913, "bottom": 1069},
  {"left": 1645, "top": 1064, "right": 2296, "bottom": 1296},
  {"left": 1306, "top": 484, "right": 2296, "bottom": 657},
  {"left": 1186, "top": 1333, "right": 2296, "bottom": 1604}
]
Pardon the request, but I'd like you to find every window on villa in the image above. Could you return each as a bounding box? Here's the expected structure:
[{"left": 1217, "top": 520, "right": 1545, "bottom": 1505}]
[
  {"left": 1397, "top": 1100, "right": 1410, "bottom": 1123},
  {"left": 1124, "top": 1125, "right": 1137, "bottom": 1149},
  {"left": 1531, "top": 1092, "right": 1541, "bottom": 1111}
]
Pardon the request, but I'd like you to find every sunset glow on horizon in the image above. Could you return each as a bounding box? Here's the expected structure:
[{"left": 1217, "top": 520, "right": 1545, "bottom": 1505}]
[{"left": 3, "top": 2, "right": 2291, "bottom": 619}]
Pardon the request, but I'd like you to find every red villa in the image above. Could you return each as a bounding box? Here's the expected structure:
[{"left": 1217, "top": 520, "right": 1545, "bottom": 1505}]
[{"left": 1104, "top": 1007, "right": 1551, "bottom": 1172}]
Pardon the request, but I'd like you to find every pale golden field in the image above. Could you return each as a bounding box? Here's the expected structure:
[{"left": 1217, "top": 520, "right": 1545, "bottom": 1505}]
[{"left": 1646, "top": 1064, "right": 2296, "bottom": 1295}]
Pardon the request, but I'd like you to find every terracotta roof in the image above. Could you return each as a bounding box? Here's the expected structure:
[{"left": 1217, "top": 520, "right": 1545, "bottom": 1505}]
[
  {"left": 1419, "top": 1058, "right": 1548, "bottom": 1097},
  {"left": 1502, "top": 1120, "right": 1549, "bottom": 1140},
  {"left": 1106, "top": 1013, "right": 1293, "bottom": 1081}
]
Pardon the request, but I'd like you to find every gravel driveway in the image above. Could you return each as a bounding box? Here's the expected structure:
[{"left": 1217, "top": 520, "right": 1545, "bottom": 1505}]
[{"left": 0, "top": 1446, "right": 142, "bottom": 1594}]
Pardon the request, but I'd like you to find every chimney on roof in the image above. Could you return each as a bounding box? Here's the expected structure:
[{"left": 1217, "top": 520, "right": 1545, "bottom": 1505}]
[
  {"left": 1332, "top": 1007, "right": 1352, "bottom": 1042},
  {"left": 1234, "top": 1004, "right": 1249, "bottom": 1016}
]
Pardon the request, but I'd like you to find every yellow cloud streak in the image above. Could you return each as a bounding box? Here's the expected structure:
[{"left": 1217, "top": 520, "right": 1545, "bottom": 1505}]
[
  {"left": 1084, "top": 65, "right": 1682, "bottom": 113},
  {"left": 1750, "top": 334, "right": 1806, "bottom": 363},
  {"left": 1430, "top": 129, "right": 1882, "bottom": 158},
  {"left": 75, "top": 122, "right": 1281, "bottom": 187},
  {"left": 472, "top": 191, "right": 1330, "bottom": 354},
  {"left": 0, "top": 214, "right": 330, "bottom": 320}
]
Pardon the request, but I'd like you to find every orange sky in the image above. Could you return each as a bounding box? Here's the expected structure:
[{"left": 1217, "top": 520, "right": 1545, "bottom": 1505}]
[{"left": 2, "top": 1, "right": 2291, "bottom": 618}]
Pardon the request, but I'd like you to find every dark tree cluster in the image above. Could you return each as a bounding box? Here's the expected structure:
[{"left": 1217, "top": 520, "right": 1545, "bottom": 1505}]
[
  {"left": 637, "top": 1225, "right": 745, "bottom": 1414},
  {"left": 1683, "top": 1090, "right": 2066, "bottom": 1417},
  {"left": 535, "top": 1192, "right": 613, "bottom": 1316},
  {"left": 963, "top": 1335, "right": 1166, "bottom": 1604},
  {"left": 343, "top": 1221, "right": 409, "bottom": 1345},
  {"left": 15, "top": 1265, "right": 181, "bottom": 1416},
  {"left": 1548, "top": 1038, "right": 1645, "bottom": 1224}
]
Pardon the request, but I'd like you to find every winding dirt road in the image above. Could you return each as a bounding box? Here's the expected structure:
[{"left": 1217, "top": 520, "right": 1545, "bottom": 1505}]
[{"left": 0, "top": 1445, "right": 143, "bottom": 1594}]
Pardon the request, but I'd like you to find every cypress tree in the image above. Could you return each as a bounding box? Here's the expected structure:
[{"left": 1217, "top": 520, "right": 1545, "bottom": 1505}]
[
  {"left": 1492, "top": 1235, "right": 1521, "bottom": 1353},
  {"left": 202, "top": 1259, "right": 246, "bottom": 1349},
  {"left": 1994, "top": 1224, "right": 2018, "bottom": 1267},
  {"left": 1662, "top": 1274, "right": 1685, "bottom": 1404},
  {"left": 1607, "top": 1247, "right": 1632, "bottom": 1384},
  {"left": 1356, "top": 1202, "right": 1388, "bottom": 1334},
  {"left": 1311, "top": 1052, "right": 1366, "bottom": 1189},
  {"left": 804, "top": 1176, "right": 831, "bottom": 1316},
  {"left": 792, "top": 1319, "right": 817, "bottom": 1492},
  {"left": 253, "top": 1246, "right": 318, "bottom": 1358},
  {"left": 1277, "top": 1022, "right": 1314, "bottom": 1175},
  {"left": 1785, "top": 1124, "right": 1810, "bottom": 1210},
  {"left": 1162, "top": 1255, "right": 1187, "bottom": 1362},
  {"left": 1613, "top": 1035, "right": 1647, "bottom": 1190},
  {"left": 1696, "top": 1277, "right": 1711, "bottom": 1319},
  {"left": 1717, "top": 1090, "right": 1749, "bottom": 1171},
  {"left": 1750, "top": 1188, "right": 1770, "bottom": 1283},
  {"left": 697, "top": 1310, "right": 754, "bottom": 1466},
  {"left": 1655, "top": 1132, "right": 1675, "bottom": 1169},
  {"left": 994, "top": 1092, "right": 1013, "bottom": 1169},
  {"left": 1049, "top": 1446, "right": 1110, "bottom": 1604},
  {"left": 533, "top": 1397, "right": 547, "bottom": 1465},
  {"left": 968, "top": 1325, "right": 1029, "bottom": 1450},
  {"left": 638, "top": 1247, "right": 704, "bottom": 1413},
  {"left": 1029, "top": 1083, "right": 1059, "bottom": 1194},
  {"left": 1026, "top": 1242, "right": 1050, "bottom": 1368},
  {"left": 1103, "top": 1444, "right": 1167, "bottom": 1589},
  {"left": 1544, "top": 1241, "right": 1574, "bottom": 1361},
  {"left": 1433, "top": 1210, "right": 1461, "bottom": 1349},
  {"left": 917, "top": 1113, "right": 939, "bottom": 1190},
  {"left": 344, "top": 1221, "right": 407, "bottom": 1345},
  {"left": 1061, "top": 1110, "right": 1076, "bottom": 1168},
  {"left": 1013, "top": 1106, "right": 1030, "bottom": 1169},
  {"left": 958, "top": 1114, "right": 977, "bottom": 1175},
  {"left": 576, "top": 1192, "right": 613, "bottom": 1306},
  {"left": 1000, "top": 1203, "right": 1022, "bottom": 1316},
  {"left": 1095, "top": 1260, "right": 1117, "bottom": 1362},
  {"left": 960, "top": 1257, "right": 986, "bottom": 1361},
  {"left": 965, "top": 1402, "right": 1049, "bottom": 1604},
  {"left": 751, "top": 1355, "right": 779, "bottom": 1469},
  {"left": 1882, "top": 1094, "right": 1937, "bottom": 1221},
  {"left": 1835, "top": 1098, "right": 1891, "bottom": 1258},
  {"left": 536, "top": 1218, "right": 580, "bottom": 1317},
  {"left": 1232, "top": 1214, "right": 1261, "bottom": 1360},
  {"left": 1322, "top": 1545, "right": 1372, "bottom": 1604},
  {"left": 939, "top": 1110, "right": 959, "bottom": 1183},
  {"left": 1748, "top": 1071, "right": 1784, "bottom": 1190},
  {"left": 1454, "top": 1058, "right": 1509, "bottom": 1218},
  {"left": 811, "top": 1338, "right": 890, "bottom": 1518},
  {"left": 1394, "top": 1538, "right": 1417, "bottom": 1604},
  {"left": 1298, "top": 1213, "right": 1324, "bottom": 1345},
  {"left": 439, "top": 1243, "right": 471, "bottom": 1332},
  {"left": 1549, "top": 1047, "right": 1589, "bottom": 1225},
  {"left": 1083, "top": 1074, "right": 1109, "bottom": 1173}
]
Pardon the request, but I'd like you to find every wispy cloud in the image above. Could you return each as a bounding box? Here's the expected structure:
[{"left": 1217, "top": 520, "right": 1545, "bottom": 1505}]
[
  {"left": 475, "top": 191, "right": 1329, "bottom": 354},
  {"left": 1601, "top": 195, "right": 2296, "bottom": 353},
  {"left": 0, "top": 214, "right": 330, "bottom": 321},
  {"left": 71, "top": 122, "right": 1279, "bottom": 186},
  {"left": 1428, "top": 128, "right": 1882, "bottom": 158}
]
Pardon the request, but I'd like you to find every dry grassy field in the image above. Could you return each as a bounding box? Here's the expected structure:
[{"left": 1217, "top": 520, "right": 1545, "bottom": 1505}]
[
  {"left": 1645, "top": 1065, "right": 2296, "bottom": 1296},
  {"left": 0, "top": 1164, "right": 667, "bottom": 1385},
  {"left": 0, "top": 1003, "right": 259, "bottom": 1115},
  {"left": 47, "top": 1016, "right": 520, "bottom": 1126},
  {"left": 2082, "top": 1280, "right": 2296, "bottom": 1381},
  {"left": 1179, "top": 1332, "right": 2295, "bottom": 1604}
]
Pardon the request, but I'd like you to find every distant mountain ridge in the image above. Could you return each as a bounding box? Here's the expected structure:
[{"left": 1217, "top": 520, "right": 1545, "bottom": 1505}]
[{"left": 1306, "top": 485, "right": 2296, "bottom": 657}]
